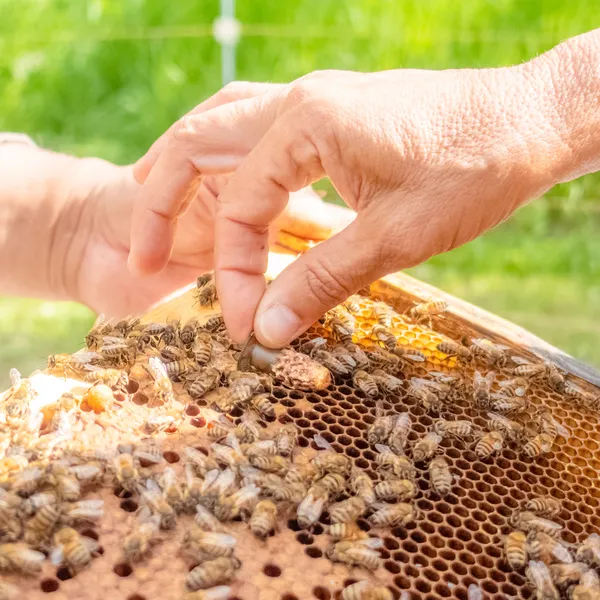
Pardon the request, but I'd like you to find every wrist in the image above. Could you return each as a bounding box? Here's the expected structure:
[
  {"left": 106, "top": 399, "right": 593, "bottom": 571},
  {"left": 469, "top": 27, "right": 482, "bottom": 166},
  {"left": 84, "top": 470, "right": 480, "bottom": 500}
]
[{"left": 514, "top": 30, "right": 600, "bottom": 188}]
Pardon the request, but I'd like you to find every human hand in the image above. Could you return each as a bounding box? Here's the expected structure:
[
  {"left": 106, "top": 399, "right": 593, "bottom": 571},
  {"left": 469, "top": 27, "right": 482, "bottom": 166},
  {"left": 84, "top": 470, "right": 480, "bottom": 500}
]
[
  {"left": 61, "top": 160, "right": 351, "bottom": 317},
  {"left": 130, "top": 32, "right": 600, "bottom": 347}
]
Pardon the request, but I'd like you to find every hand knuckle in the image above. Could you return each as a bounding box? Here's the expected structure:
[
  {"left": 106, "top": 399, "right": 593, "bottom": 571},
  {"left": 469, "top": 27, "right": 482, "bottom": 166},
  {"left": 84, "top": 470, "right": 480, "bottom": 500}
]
[
  {"left": 220, "top": 80, "right": 252, "bottom": 100},
  {"left": 303, "top": 260, "right": 354, "bottom": 308}
]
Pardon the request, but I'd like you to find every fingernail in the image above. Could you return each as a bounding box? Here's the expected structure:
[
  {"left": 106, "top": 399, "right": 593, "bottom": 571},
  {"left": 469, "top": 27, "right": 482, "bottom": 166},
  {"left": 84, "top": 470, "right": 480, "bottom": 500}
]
[{"left": 257, "top": 304, "right": 303, "bottom": 348}]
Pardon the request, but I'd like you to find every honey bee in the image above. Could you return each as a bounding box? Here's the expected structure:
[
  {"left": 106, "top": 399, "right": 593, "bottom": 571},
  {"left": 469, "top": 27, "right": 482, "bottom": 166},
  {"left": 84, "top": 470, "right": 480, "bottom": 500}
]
[
  {"left": 179, "top": 317, "right": 201, "bottom": 346},
  {"left": 548, "top": 562, "right": 590, "bottom": 590},
  {"left": 436, "top": 340, "right": 471, "bottom": 361},
  {"left": 234, "top": 413, "right": 261, "bottom": 445},
  {"left": 183, "top": 528, "right": 237, "bottom": 562},
  {"left": 99, "top": 336, "right": 137, "bottom": 367},
  {"left": 367, "top": 347, "right": 400, "bottom": 373},
  {"left": 146, "top": 356, "right": 177, "bottom": 404},
  {"left": 564, "top": 383, "right": 599, "bottom": 408},
  {"left": 521, "top": 433, "right": 555, "bottom": 458},
  {"left": 344, "top": 342, "right": 370, "bottom": 370},
  {"left": 60, "top": 499, "right": 104, "bottom": 525},
  {"left": 113, "top": 453, "right": 139, "bottom": 494},
  {"left": 527, "top": 530, "right": 573, "bottom": 564},
  {"left": 487, "top": 412, "right": 525, "bottom": 443},
  {"left": 315, "top": 472, "right": 346, "bottom": 496},
  {"left": 412, "top": 432, "right": 442, "bottom": 464},
  {"left": 537, "top": 411, "right": 569, "bottom": 440},
  {"left": 0, "top": 542, "right": 45, "bottom": 575},
  {"left": 433, "top": 419, "right": 474, "bottom": 440},
  {"left": 248, "top": 454, "right": 289, "bottom": 475},
  {"left": 372, "top": 370, "right": 403, "bottom": 395},
  {"left": 85, "top": 313, "right": 113, "bottom": 350},
  {"left": 188, "top": 368, "right": 221, "bottom": 400},
  {"left": 186, "top": 556, "right": 241, "bottom": 591},
  {"left": 368, "top": 402, "right": 396, "bottom": 445},
  {"left": 23, "top": 503, "right": 60, "bottom": 546},
  {"left": 374, "top": 445, "right": 416, "bottom": 480},
  {"left": 388, "top": 413, "right": 412, "bottom": 455},
  {"left": 407, "top": 379, "right": 444, "bottom": 413},
  {"left": 498, "top": 377, "right": 529, "bottom": 397},
  {"left": 243, "top": 440, "right": 277, "bottom": 458},
  {"left": 114, "top": 315, "right": 142, "bottom": 337},
  {"left": 194, "top": 504, "right": 224, "bottom": 532},
  {"left": 510, "top": 511, "right": 562, "bottom": 537},
  {"left": 353, "top": 370, "right": 379, "bottom": 398},
  {"left": 372, "top": 302, "right": 393, "bottom": 327},
  {"left": 328, "top": 522, "right": 369, "bottom": 542},
  {"left": 120, "top": 511, "right": 162, "bottom": 562},
  {"left": 0, "top": 504, "right": 22, "bottom": 542},
  {"left": 526, "top": 560, "right": 560, "bottom": 600},
  {"left": 469, "top": 338, "right": 508, "bottom": 367},
  {"left": 490, "top": 392, "right": 529, "bottom": 414},
  {"left": 204, "top": 314, "right": 226, "bottom": 333},
  {"left": 375, "top": 479, "right": 416, "bottom": 502},
  {"left": 576, "top": 533, "right": 600, "bottom": 568},
  {"left": 409, "top": 299, "right": 447, "bottom": 325},
  {"left": 473, "top": 370, "right": 495, "bottom": 407},
  {"left": 184, "top": 447, "right": 218, "bottom": 477},
  {"left": 196, "top": 280, "right": 218, "bottom": 308},
  {"left": 327, "top": 539, "right": 381, "bottom": 570},
  {"left": 312, "top": 435, "right": 351, "bottom": 475},
  {"left": 18, "top": 490, "right": 58, "bottom": 520},
  {"left": 371, "top": 324, "right": 398, "bottom": 352},
  {"left": 276, "top": 423, "right": 299, "bottom": 457},
  {"left": 392, "top": 345, "right": 427, "bottom": 364},
  {"left": 285, "top": 463, "right": 318, "bottom": 486},
  {"left": 349, "top": 468, "right": 376, "bottom": 506},
  {"left": 250, "top": 499, "right": 278, "bottom": 538},
  {"left": 48, "top": 351, "right": 101, "bottom": 376},
  {"left": 297, "top": 484, "right": 329, "bottom": 529},
  {"left": 568, "top": 569, "right": 600, "bottom": 600},
  {"left": 329, "top": 497, "right": 367, "bottom": 524},
  {"left": 51, "top": 527, "right": 99, "bottom": 574},
  {"left": 428, "top": 456, "right": 453, "bottom": 497},
  {"left": 368, "top": 502, "right": 417, "bottom": 528},
  {"left": 512, "top": 357, "right": 565, "bottom": 390},
  {"left": 341, "top": 582, "right": 394, "bottom": 600},
  {"left": 213, "top": 483, "right": 260, "bottom": 521},
  {"left": 474, "top": 430, "right": 504, "bottom": 459},
  {"left": 313, "top": 349, "right": 352, "bottom": 376},
  {"left": 330, "top": 344, "right": 358, "bottom": 370},
  {"left": 251, "top": 393, "right": 275, "bottom": 419},
  {"left": 8, "top": 466, "right": 44, "bottom": 498},
  {"left": 299, "top": 337, "right": 328, "bottom": 356},
  {"left": 327, "top": 314, "right": 355, "bottom": 344},
  {"left": 271, "top": 481, "right": 307, "bottom": 503},
  {"left": 132, "top": 439, "right": 163, "bottom": 467},
  {"left": 140, "top": 482, "right": 177, "bottom": 530},
  {"left": 158, "top": 467, "right": 185, "bottom": 513},
  {"left": 504, "top": 530, "right": 528, "bottom": 570},
  {"left": 191, "top": 332, "right": 213, "bottom": 365}
]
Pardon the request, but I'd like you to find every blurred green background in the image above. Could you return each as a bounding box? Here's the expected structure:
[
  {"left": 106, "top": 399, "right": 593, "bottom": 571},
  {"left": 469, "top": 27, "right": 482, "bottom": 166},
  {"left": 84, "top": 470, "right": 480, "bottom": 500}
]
[{"left": 0, "top": 0, "right": 598, "bottom": 386}]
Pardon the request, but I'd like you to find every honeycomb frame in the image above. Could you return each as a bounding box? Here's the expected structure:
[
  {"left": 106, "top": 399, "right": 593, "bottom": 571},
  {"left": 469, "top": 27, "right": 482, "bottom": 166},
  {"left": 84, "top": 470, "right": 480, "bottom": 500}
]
[{"left": 4, "top": 242, "right": 600, "bottom": 600}]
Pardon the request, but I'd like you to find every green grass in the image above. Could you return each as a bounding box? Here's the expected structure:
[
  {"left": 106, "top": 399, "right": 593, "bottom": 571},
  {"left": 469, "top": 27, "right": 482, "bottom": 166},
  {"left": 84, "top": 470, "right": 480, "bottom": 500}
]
[{"left": 0, "top": 0, "right": 599, "bottom": 386}]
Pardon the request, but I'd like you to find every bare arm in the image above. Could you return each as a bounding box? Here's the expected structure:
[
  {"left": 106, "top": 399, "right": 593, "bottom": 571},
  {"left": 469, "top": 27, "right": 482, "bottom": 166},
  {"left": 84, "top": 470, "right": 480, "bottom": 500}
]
[{"left": 130, "top": 29, "right": 600, "bottom": 347}]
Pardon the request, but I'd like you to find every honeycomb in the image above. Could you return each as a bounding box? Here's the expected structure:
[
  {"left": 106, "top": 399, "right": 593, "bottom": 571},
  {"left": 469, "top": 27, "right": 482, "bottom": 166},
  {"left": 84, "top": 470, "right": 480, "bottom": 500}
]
[{"left": 3, "top": 267, "right": 600, "bottom": 600}]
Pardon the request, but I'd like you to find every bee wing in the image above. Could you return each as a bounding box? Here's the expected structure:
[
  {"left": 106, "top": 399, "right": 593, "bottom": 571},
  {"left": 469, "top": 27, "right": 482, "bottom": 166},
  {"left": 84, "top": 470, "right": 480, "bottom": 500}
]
[
  {"left": 555, "top": 422, "right": 570, "bottom": 438},
  {"left": 374, "top": 443, "right": 392, "bottom": 455},
  {"left": 145, "top": 478, "right": 162, "bottom": 495},
  {"left": 467, "top": 584, "right": 483, "bottom": 600},
  {"left": 12, "top": 544, "right": 46, "bottom": 563},
  {"left": 9, "top": 368, "right": 22, "bottom": 387},
  {"left": 148, "top": 356, "right": 169, "bottom": 380},
  {"left": 70, "top": 464, "right": 102, "bottom": 481},
  {"left": 473, "top": 371, "right": 484, "bottom": 386},
  {"left": 404, "top": 352, "right": 426, "bottom": 362},
  {"left": 72, "top": 351, "right": 102, "bottom": 364},
  {"left": 511, "top": 355, "right": 531, "bottom": 365},
  {"left": 201, "top": 469, "right": 220, "bottom": 493},
  {"left": 495, "top": 344, "right": 510, "bottom": 351},
  {"left": 91, "top": 313, "right": 107, "bottom": 330},
  {"left": 314, "top": 434, "right": 334, "bottom": 451},
  {"left": 485, "top": 371, "right": 496, "bottom": 385},
  {"left": 49, "top": 546, "right": 64, "bottom": 566},
  {"left": 66, "top": 499, "right": 104, "bottom": 519},
  {"left": 203, "top": 532, "right": 237, "bottom": 548},
  {"left": 201, "top": 587, "right": 231, "bottom": 600},
  {"left": 356, "top": 537, "right": 384, "bottom": 549}
]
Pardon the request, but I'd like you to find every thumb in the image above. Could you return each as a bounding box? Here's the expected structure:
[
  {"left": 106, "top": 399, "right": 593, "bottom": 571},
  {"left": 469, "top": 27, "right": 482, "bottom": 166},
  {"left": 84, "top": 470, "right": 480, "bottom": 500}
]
[{"left": 254, "top": 215, "right": 389, "bottom": 348}]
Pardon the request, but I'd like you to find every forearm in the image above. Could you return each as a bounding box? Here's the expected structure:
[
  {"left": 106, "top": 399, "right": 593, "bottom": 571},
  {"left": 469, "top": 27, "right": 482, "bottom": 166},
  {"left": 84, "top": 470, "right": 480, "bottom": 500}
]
[
  {"left": 521, "top": 29, "right": 600, "bottom": 186},
  {"left": 0, "top": 143, "right": 97, "bottom": 301}
]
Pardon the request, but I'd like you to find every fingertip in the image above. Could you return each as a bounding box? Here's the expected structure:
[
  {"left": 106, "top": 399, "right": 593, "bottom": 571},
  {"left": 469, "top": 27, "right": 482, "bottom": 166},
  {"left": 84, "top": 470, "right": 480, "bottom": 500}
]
[
  {"left": 132, "top": 157, "right": 151, "bottom": 184},
  {"left": 217, "top": 270, "right": 266, "bottom": 344},
  {"left": 254, "top": 302, "right": 305, "bottom": 348}
]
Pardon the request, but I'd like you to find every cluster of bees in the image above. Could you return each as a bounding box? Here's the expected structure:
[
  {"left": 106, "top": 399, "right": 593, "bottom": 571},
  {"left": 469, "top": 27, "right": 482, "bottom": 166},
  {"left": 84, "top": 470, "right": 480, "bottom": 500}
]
[
  {"left": 504, "top": 498, "right": 600, "bottom": 599},
  {"left": 0, "top": 274, "right": 599, "bottom": 600}
]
